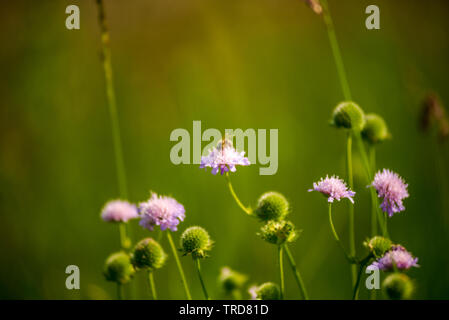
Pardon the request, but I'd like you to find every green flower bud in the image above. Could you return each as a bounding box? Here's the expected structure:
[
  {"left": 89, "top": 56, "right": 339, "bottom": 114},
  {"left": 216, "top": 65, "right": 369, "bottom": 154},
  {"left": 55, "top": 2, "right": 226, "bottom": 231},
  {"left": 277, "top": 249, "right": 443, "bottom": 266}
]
[
  {"left": 258, "top": 220, "right": 299, "bottom": 245},
  {"left": 219, "top": 267, "right": 248, "bottom": 293},
  {"left": 254, "top": 191, "right": 289, "bottom": 221},
  {"left": 364, "top": 236, "right": 392, "bottom": 258},
  {"left": 331, "top": 101, "right": 366, "bottom": 131},
  {"left": 250, "top": 282, "right": 280, "bottom": 300},
  {"left": 180, "top": 226, "right": 213, "bottom": 259},
  {"left": 131, "top": 238, "right": 167, "bottom": 271},
  {"left": 383, "top": 273, "right": 414, "bottom": 300},
  {"left": 103, "top": 251, "right": 135, "bottom": 284},
  {"left": 362, "top": 113, "right": 390, "bottom": 144}
]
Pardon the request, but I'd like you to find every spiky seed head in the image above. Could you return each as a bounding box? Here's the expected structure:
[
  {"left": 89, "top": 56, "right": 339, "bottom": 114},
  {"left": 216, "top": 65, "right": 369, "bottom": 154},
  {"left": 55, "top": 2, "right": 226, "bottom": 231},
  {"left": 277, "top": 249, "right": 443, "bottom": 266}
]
[
  {"left": 103, "top": 251, "right": 135, "bottom": 284},
  {"left": 364, "top": 236, "right": 392, "bottom": 258},
  {"left": 259, "top": 220, "right": 299, "bottom": 245},
  {"left": 383, "top": 273, "right": 414, "bottom": 300},
  {"left": 331, "top": 101, "right": 366, "bottom": 131},
  {"left": 254, "top": 191, "right": 289, "bottom": 221},
  {"left": 180, "top": 226, "right": 213, "bottom": 259},
  {"left": 131, "top": 238, "right": 167, "bottom": 271}
]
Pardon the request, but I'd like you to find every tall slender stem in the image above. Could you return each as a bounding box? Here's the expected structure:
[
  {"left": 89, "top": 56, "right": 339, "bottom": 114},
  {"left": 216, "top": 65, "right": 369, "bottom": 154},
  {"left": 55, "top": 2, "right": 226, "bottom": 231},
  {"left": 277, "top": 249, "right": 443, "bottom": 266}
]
[
  {"left": 225, "top": 173, "right": 251, "bottom": 215},
  {"left": 321, "top": 0, "right": 352, "bottom": 101},
  {"left": 278, "top": 245, "right": 285, "bottom": 300},
  {"left": 96, "top": 0, "right": 132, "bottom": 271},
  {"left": 195, "top": 258, "right": 209, "bottom": 300},
  {"left": 167, "top": 232, "right": 192, "bottom": 300},
  {"left": 369, "top": 146, "right": 378, "bottom": 236},
  {"left": 347, "top": 133, "right": 357, "bottom": 288},
  {"left": 148, "top": 271, "right": 157, "bottom": 300},
  {"left": 354, "top": 132, "right": 388, "bottom": 237},
  {"left": 284, "top": 244, "right": 309, "bottom": 300},
  {"left": 328, "top": 203, "right": 353, "bottom": 263},
  {"left": 95, "top": 0, "right": 128, "bottom": 200}
]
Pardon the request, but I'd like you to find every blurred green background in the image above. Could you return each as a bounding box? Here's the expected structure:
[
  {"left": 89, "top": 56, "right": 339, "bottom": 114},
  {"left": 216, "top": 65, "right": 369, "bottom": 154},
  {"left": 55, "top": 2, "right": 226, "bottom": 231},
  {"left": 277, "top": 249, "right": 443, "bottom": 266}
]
[{"left": 1, "top": 0, "right": 448, "bottom": 299}]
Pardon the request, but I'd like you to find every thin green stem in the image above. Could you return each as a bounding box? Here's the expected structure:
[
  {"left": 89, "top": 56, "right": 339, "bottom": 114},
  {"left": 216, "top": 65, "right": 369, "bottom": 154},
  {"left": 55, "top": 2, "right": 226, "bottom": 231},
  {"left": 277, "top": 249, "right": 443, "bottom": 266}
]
[
  {"left": 278, "top": 245, "right": 285, "bottom": 300},
  {"left": 119, "top": 223, "right": 130, "bottom": 250},
  {"left": 347, "top": 133, "right": 357, "bottom": 288},
  {"left": 352, "top": 255, "right": 372, "bottom": 300},
  {"left": 321, "top": 0, "right": 388, "bottom": 239},
  {"left": 167, "top": 232, "right": 192, "bottom": 300},
  {"left": 225, "top": 173, "right": 251, "bottom": 215},
  {"left": 195, "top": 258, "right": 209, "bottom": 300},
  {"left": 354, "top": 132, "right": 388, "bottom": 237},
  {"left": 116, "top": 283, "right": 123, "bottom": 300},
  {"left": 284, "top": 244, "right": 309, "bottom": 300},
  {"left": 369, "top": 145, "right": 378, "bottom": 236},
  {"left": 321, "top": 0, "right": 352, "bottom": 101},
  {"left": 328, "top": 203, "right": 354, "bottom": 263},
  {"left": 148, "top": 271, "right": 157, "bottom": 300},
  {"left": 95, "top": 0, "right": 128, "bottom": 200}
]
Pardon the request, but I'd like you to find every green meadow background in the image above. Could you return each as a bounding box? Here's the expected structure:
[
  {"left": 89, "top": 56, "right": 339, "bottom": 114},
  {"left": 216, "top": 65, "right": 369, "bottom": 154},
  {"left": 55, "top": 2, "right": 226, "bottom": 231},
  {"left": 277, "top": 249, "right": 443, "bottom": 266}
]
[{"left": 1, "top": 0, "right": 448, "bottom": 299}]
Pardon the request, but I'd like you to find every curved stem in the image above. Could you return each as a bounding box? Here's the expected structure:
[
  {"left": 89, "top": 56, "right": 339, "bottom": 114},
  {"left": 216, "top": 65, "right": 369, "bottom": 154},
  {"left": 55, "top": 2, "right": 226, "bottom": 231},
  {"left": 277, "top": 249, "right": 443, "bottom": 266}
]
[
  {"left": 352, "top": 255, "right": 372, "bottom": 300},
  {"left": 328, "top": 203, "right": 354, "bottom": 263},
  {"left": 321, "top": 0, "right": 352, "bottom": 101},
  {"left": 284, "top": 244, "right": 309, "bottom": 300},
  {"left": 278, "top": 245, "right": 285, "bottom": 300},
  {"left": 225, "top": 173, "right": 251, "bottom": 215},
  {"left": 195, "top": 258, "right": 209, "bottom": 300},
  {"left": 347, "top": 133, "right": 357, "bottom": 287},
  {"left": 167, "top": 232, "right": 192, "bottom": 300},
  {"left": 148, "top": 271, "right": 157, "bottom": 300}
]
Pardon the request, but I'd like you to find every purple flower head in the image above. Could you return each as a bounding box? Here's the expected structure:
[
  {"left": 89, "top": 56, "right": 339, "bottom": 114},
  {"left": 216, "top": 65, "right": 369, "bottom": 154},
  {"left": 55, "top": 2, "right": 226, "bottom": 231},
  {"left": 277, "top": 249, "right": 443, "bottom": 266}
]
[
  {"left": 308, "top": 175, "right": 355, "bottom": 203},
  {"left": 101, "top": 200, "right": 139, "bottom": 223},
  {"left": 370, "top": 169, "right": 409, "bottom": 217},
  {"left": 369, "top": 245, "right": 419, "bottom": 271},
  {"left": 200, "top": 139, "right": 250, "bottom": 175},
  {"left": 138, "top": 193, "right": 185, "bottom": 232}
]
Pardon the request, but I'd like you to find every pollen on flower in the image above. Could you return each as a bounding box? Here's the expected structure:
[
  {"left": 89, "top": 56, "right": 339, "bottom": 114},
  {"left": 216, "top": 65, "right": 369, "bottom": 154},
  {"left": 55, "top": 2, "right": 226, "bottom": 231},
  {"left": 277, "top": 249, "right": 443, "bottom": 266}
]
[
  {"left": 138, "top": 193, "right": 185, "bottom": 232},
  {"left": 101, "top": 200, "right": 139, "bottom": 223},
  {"left": 200, "top": 139, "right": 250, "bottom": 175},
  {"left": 370, "top": 169, "right": 409, "bottom": 217},
  {"left": 308, "top": 175, "right": 355, "bottom": 203}
]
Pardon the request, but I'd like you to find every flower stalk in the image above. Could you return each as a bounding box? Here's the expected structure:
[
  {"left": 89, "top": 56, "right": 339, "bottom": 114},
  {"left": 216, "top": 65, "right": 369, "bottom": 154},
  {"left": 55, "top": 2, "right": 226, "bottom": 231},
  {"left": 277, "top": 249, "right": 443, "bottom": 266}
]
[
  {"left": 148, "top": 271, "right": 157, "bottom": 300},
  {"left": 284, "top": 245, "right": 309, "bottom": 300},
  {"left": 195, "top": 258, "right": 209, "bottom": 300},
  {"left": 225, "top": 173, "right": 252, "bottom": 215},
  {"left": 278, "top": 245, "right": 285, "bottom": 300},
  {"left": 346, "top": 132, "right": 357, "bottom": 287},
  {"left": 167, "top": 232, "right": 192, "bottom": 300}
]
